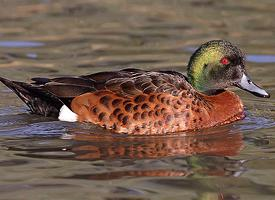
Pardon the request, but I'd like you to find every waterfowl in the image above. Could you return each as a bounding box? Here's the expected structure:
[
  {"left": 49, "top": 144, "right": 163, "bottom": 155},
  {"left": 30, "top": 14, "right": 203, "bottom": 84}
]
[{"left": 0, "top": 40, "right": 270, "bottom": 135}]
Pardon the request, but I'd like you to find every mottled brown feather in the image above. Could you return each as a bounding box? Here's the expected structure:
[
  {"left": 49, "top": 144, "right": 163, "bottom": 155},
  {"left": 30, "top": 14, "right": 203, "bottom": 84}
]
[{"left": 71, "top": 88, "right": 244, "bottom": 135}]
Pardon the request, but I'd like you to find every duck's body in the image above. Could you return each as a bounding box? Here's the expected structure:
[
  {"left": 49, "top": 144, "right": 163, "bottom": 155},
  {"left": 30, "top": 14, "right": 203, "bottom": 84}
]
[
  {"left": 0, "top": 40, "right": 269, "bottom": 135},
  {"left": 71, "top": 70, "right": 245, "bottom": 135},
  {"left": 0, "top": 69, "right": 244, "bottom": 135}
]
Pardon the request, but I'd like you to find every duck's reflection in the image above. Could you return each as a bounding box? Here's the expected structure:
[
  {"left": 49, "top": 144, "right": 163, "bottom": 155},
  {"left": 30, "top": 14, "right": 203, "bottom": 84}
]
[
  {"left": 67, "top": 169, "right": 191, "bottom": 180},
  {"left": 64, "top": 128, "right": 244, "bottom": 199},
  {"left": 10, "top": 126, "right": 244, "bottom": 199},
  {"left": 59, "top": 127, "right": 244, "bottom": 179},
  {"left": 70, "top": 127, "right": 243, "bottom": 160}
]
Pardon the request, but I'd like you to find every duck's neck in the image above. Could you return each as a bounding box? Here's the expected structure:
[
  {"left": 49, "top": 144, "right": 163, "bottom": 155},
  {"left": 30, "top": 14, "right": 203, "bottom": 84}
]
[
  {"left": 204, "top": 90, "right": 245, "bottom": 125},
  {"left": 187, "top": 76, "right": 223, "bottom": 96}
]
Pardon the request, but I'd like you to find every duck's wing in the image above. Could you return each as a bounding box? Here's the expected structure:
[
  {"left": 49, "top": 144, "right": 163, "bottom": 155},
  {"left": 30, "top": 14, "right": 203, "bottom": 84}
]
[
  {"left": 81, "top": 68, "right": 190, "bottom": 97},
  {"left": 32, "top": 77, "right": 95, "bottom": 98},
  {"left": 28, "top": 69, "right": 142, "bottom": 104},
  {"left": 32, "top": 68, "right": 190, "bottom": 99}
]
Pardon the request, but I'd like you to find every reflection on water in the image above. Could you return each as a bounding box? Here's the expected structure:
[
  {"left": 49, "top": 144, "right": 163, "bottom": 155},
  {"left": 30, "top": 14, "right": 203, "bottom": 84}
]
[
  {"left": 0, "top": 0, "right": 275, "bottom": 199},
  {"left": 60, "top": 129, "right": 244, "bottom": 181},
  {"left": 70, "top": 129, "right": 243, "bottom": 160},
  {"left": 2, "top": 127, "right": 248, "bottom": 199},
  {"left": 6, "top": 127, "right": 243, "bottom": 160}
]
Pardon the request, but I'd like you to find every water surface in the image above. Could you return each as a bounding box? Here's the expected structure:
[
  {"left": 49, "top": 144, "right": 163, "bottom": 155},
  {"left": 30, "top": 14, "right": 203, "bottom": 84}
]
[{"left": 0, "top": 0, "right": 275, "bottom": 199}]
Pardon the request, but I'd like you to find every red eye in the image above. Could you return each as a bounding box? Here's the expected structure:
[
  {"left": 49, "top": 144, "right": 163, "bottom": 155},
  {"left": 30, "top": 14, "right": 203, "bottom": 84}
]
[{"left": 220, "top": 57, "right": 230, "bottom": 65}]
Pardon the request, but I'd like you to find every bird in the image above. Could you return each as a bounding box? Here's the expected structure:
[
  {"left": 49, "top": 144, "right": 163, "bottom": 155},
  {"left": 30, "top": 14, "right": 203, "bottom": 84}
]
[{"left": 0, "top": 40, "right": 270, "bottom": 135}]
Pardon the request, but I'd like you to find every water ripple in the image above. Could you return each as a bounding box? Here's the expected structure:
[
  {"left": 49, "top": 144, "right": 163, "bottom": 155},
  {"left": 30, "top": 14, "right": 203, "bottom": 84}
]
[
  {"left": 246, "top": 54, "right": 275, "bottom": 63},
  {"left": 0, "top": 41, "right": 44, "bottom": 48}
]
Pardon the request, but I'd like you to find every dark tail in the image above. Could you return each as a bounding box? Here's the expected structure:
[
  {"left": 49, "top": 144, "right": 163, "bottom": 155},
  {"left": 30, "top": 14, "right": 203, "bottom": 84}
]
[{"left": 0, "top": 76, "right": 64, "bottom": 117}]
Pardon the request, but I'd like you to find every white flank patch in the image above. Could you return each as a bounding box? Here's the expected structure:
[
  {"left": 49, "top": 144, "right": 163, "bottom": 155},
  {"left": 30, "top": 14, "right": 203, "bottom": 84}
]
[{"left": 58, "top": 105, "right": 78, "bottom": 122}]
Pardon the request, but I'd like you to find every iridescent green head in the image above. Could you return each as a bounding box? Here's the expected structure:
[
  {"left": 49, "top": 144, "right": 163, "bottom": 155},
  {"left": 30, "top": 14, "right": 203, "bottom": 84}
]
[{"left": 187, "top": 40, "right": 270, "bottom": 98}]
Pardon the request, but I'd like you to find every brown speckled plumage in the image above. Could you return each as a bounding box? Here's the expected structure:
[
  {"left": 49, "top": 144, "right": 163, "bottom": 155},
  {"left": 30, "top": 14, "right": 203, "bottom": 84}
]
[{"left": 69, "top": 69, "right": 244, "bottom": 135}]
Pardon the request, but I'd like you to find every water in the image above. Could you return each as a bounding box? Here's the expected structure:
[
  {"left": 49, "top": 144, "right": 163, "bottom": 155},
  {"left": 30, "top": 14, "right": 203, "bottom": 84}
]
[{"left": 0, "top": 0, "right": 275, "bottom": 199}]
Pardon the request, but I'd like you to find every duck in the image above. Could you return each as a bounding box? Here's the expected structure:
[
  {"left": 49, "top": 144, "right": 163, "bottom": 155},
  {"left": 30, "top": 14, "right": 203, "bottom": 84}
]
[{"left": 0, "top": 40, "right": 270, "bottom": 135}]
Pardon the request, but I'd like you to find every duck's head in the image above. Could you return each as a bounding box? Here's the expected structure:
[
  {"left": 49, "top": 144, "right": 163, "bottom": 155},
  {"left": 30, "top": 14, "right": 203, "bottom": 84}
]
[{"left": 187, "top": 40, "right": 270, "bottom": 98}]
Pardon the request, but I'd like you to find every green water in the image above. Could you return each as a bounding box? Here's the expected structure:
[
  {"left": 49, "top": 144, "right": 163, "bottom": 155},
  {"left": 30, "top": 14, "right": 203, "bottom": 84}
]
[{"left": 0, "top": 0, "right": 275, "bottom": 199}]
